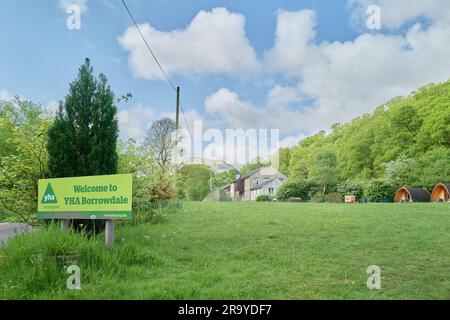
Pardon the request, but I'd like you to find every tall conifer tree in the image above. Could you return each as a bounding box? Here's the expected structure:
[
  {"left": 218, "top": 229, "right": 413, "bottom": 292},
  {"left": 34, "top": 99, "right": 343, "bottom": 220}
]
[{"left": 47, "top": 58, "right": 118, "bottom": 178}]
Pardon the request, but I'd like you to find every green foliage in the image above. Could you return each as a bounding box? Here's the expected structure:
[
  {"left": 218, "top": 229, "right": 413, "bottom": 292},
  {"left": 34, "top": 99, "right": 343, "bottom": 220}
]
[
  {"left": 177, "top": 164, "right": 212, "bottom": 201},
  {"left": 286, "top": 79, "right": 450, "bottom": 191},
  {"left": 365, "top": 179, "right": 397, "bottom": 202},
  {"left": 213, "top": 168, "right": 239, "bottom": 188},
  {"left": 311, "top": 149, "right": 340, "bottom": 195},
  {"left": 0, "top": 101, "right": 51, "bottom": 223},
  {"left": 0, "top": 223, "right": 160, "bottom": 299},
  {"left": 0, "top": 101, "right": 19, "bottom": 158},
  {"left": 117, "top": 139, "right": 155, "bottom": 207},
  {"left": 144, "top": 118, "right": 176, "bottom": 170},
  {"left": 47, "top": 58, "right": 119, "bottom": 178},
  {"left": 288, "top": 131, "right": 328, "bottom": 180},
  {"left": 384, "top": 148, "right": 450, "bottom": 191},
  {"left": 276, "top": 180, "right": 310, "bottom": 202},
  {"left": 256, "top": 195, "right": 271, "bottom": 202},
  {"left": 128, "top": 201, "right": 182, "bottom": 225},
  {"left": 323, "top": 193, "right": 343, "bottom": 203},
  {"left": 337, "top": 180, "right": 365, "bottom": 200},
  {"left": 240, "top": 160, "right": 265, "bottom": 176},
  {"left": 277, "top": 148, "right": 291, "bottom": 176}
]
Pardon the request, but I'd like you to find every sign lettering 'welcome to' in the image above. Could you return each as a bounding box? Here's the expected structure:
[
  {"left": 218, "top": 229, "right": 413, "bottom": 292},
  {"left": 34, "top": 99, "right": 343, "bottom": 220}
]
[{"left": 38, "top": 174, "right": 132, "bottom": 220}]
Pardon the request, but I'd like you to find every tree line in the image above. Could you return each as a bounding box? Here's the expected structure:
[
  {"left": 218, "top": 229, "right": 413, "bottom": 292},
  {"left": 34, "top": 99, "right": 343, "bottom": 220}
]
[{"left": 275, "top": 80, "right": 450, "bottom": 202}]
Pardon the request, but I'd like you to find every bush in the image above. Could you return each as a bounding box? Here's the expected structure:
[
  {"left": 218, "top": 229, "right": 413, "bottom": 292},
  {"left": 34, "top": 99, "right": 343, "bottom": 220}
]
[
  {"left": 149, "top": 177, "right": 175, "bottom": 203},
  {"left": 386, "top": 148, "right": 450, "bottom": 191},
  {"left": 256, "top": 195, "right": 271, "bottom": 202},
  {"left": 337, "top": 180, "right": 365, "bottom": 201},
  {"left": 365, "top": 179, "right": 397, "bottom": 202},
  {"left": 310, "top": 194, "right": 325, "bottom": 203},
  {"left": 323, "top": 193, "right": 343, "bottom": 203},
  {"left": 276, "top": 180, "right": 310, "bottom": 202}
]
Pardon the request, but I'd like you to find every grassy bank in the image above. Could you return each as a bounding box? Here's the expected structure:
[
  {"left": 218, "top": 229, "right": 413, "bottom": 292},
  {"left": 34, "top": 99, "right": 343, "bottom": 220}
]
[{"left": 1, "top": 202, "right": 450, "bottom": 299}]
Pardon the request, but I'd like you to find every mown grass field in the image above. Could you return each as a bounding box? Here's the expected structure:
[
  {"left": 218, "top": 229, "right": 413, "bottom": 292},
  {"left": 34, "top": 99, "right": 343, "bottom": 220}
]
[{"left": 1, "top": 202, "right": 450, "bottom": 300}]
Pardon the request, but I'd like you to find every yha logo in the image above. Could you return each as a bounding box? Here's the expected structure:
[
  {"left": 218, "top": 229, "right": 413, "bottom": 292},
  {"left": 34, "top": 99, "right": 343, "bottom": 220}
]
[
  {"left": 44, "top": 194, "right": 56, "bottom": 202},
  {"left": 41, "top": 183, "right": 58, "bottom": 204}
]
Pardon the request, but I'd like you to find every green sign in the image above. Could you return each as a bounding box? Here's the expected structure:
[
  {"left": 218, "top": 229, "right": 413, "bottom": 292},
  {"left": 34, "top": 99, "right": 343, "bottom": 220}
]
[{"left": 38, "top": 174, "right": 132, "bottom": 220}]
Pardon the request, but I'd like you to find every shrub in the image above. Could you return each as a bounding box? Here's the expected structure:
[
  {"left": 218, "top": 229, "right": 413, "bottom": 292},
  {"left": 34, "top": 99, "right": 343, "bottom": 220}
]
[
  {"left": 276, "top": 180, "right": 310, "bottom": 202},
  {"left": 310, "top": 193, "right": 325, "bottom": 203},
  {"left": 323, "top": 193, "right": 343, "bottom": 203},
  {"left": 149, "top": 177, "right": 175, "bottom": 202},
  {"left": 365, "top": 179, "right": 397, "bottom": 202},
  {"left": 337, "top": 180, "right": 365, "bottom": 201},
  {"left": 256, "top": 195, "right": 271, "bottom": 202}
]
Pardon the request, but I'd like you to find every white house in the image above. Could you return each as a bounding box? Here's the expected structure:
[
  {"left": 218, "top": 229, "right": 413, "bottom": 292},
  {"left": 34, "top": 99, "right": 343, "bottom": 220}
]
[{"left": 224, "top": 166, "right": 287, "bottom": 202}]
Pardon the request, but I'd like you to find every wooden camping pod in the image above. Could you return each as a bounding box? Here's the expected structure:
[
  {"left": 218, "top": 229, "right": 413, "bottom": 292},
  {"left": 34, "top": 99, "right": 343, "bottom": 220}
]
[
  {"left": 394, "top": 187, "right": 431, "bottom": 203},
  {"left": 431, "top": 183, "right": 450, "bottom": 202}
]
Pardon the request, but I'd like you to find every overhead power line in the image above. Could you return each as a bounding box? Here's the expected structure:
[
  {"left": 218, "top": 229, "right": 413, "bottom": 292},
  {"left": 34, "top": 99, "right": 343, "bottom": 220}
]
[
  {"left": 121, "top": 0, "right": 177, "bottom": 91},
  {"left": 121, "top": 0, "right": 195, "bottom": 161},
  {"left": 180, "top": 105, "right": 193, "bottom": 139}
]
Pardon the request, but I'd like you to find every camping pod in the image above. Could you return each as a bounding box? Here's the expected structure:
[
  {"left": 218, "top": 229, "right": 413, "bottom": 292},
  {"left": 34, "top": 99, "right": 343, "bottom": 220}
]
[
  {"left": 394, "top": 187, "right": 431, "bottom": 203},
  {"left": 431, "top": 183, "right": 450, "bottom": 202}
]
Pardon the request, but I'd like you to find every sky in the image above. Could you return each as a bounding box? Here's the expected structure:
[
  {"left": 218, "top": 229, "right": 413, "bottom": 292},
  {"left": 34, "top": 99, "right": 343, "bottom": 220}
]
[{"left": 2, "top": 0, "right": 450, "bottom": 162}]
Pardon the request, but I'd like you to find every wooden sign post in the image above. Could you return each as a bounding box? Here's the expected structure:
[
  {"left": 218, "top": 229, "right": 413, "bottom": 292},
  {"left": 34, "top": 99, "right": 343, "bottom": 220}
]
[{"left": 38, "top": 174, "right": 133, "bottom": 248}]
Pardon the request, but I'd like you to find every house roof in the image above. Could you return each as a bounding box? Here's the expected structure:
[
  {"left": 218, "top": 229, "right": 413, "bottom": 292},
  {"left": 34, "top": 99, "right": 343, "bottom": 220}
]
[
  {"left": 250, "top": 178, "right": 282, "bottom": 191},
  {"left": 232, "top": 165, "right": 286, "bottom": 183}
]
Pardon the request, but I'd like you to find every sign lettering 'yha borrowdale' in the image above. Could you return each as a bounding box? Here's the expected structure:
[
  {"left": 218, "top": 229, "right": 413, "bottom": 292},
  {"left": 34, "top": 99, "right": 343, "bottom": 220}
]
[{"left": 38, "top": 174, "right": 132, "bottom": 220}]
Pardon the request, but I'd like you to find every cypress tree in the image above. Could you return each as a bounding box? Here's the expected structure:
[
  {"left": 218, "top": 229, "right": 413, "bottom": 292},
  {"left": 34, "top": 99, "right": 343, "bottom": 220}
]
[{"left": 47, "top": 58, "right": 118, "bottom": 178}]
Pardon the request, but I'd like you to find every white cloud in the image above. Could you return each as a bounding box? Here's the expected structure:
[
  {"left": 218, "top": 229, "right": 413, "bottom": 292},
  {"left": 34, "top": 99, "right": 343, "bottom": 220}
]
[
  {"left": 116, "top": 5, "right": 450, "bottom": 141},
  {"left": 264, "top": 10, "right": 316, "bottom": 75},
  {"left": 59, "top": 0, "right": 88, "bottom": 12},
  {"left": 118, "top": 104, "right": 155, "bottom": 141},
  {"left": 348, "top": 0, "right": 450, "bottom": 29},
  {"left": 261, "top": 9, "right": 450, "bottom": 133},
  {"left": 280, "top": 134, "right": 307, "bottom": 149},
  {"left": 118, "top": 7, "right": 260, "bottom": 79},
  {"left": 267, "top": 85, "right": 302, "bottom": 108},
  {"left": 204, "top": 88, "right": 308, "bottom": 131}
]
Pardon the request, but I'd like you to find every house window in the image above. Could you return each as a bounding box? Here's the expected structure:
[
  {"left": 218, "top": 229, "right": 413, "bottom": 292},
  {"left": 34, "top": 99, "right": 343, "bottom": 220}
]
[{"left": 269, "top": 187, "right": 274, "bottom": 195}]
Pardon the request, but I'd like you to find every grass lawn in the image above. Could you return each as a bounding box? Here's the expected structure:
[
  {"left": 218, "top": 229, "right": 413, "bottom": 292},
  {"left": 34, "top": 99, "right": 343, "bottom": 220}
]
[{"left": 1, "top": 202, "right": 450, "bottom": 299}]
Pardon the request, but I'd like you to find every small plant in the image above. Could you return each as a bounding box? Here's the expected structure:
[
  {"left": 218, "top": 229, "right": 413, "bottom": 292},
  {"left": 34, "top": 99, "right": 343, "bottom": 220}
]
[
  {"left": 323, "top": 193, "right": 343, "bottom": 203},
  {"left": 129, "top": 200, "right": 182, "bottom": 225},
  {"left": 365, "top": 179, "right": 397, "bottom": 202},
  {"left": 276, "top": 180, "right": 310, "bottom": 202},
  {"left": 337, "top": 180, "right": 365, "bottom": 201},
  {"left": 256, "top": 195, "right": 271, "bottom": 202}
]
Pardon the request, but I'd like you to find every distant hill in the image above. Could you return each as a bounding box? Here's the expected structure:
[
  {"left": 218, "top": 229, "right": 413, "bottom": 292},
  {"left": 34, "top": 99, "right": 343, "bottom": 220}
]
[{"left": 178, "top": 157, "right": 238, "bottom": 173}]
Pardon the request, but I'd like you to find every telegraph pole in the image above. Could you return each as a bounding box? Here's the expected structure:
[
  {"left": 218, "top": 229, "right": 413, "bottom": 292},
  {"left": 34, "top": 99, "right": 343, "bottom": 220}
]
[{"left": 174, "top": 86, "right": 180, "bottom": 165}]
